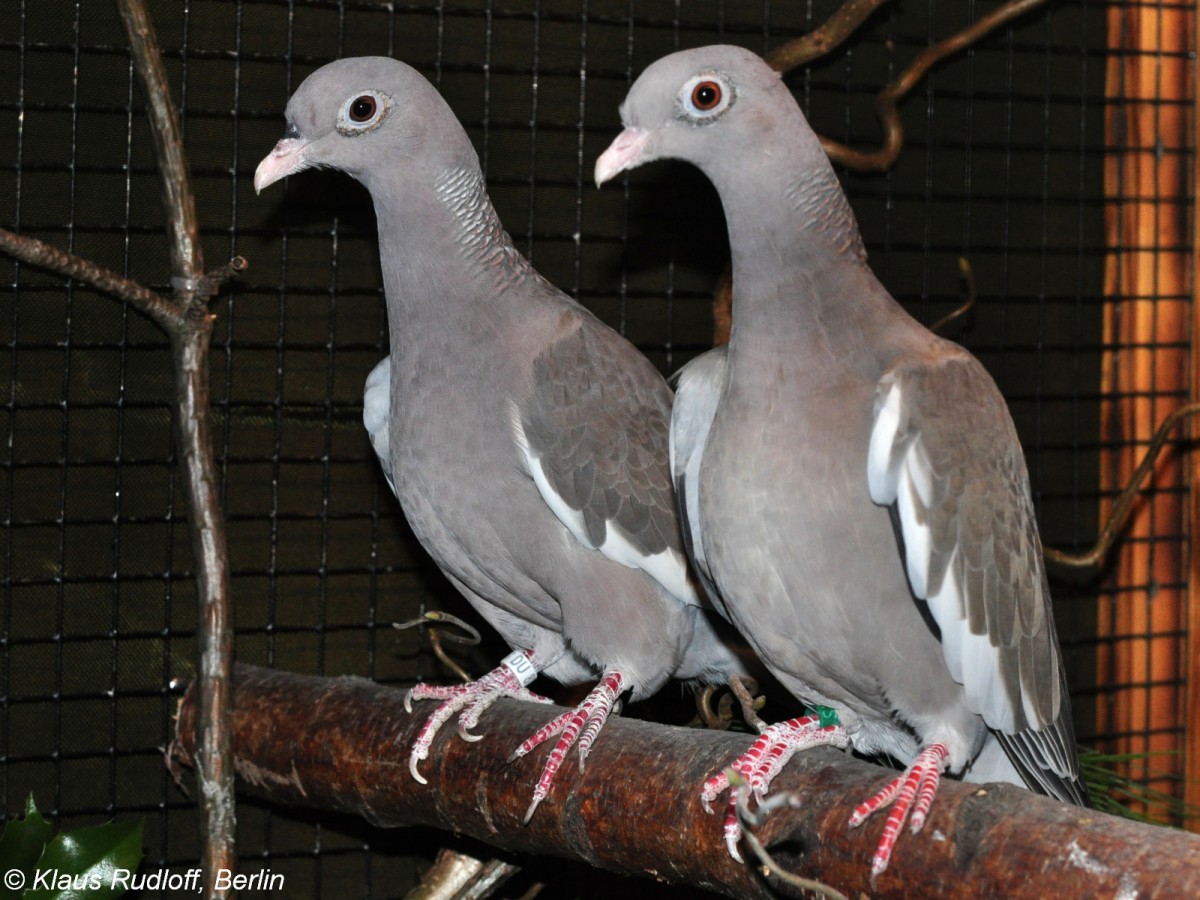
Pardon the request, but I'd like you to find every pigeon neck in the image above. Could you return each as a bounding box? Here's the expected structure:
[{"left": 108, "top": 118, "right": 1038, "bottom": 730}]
[
  {"left": 717, "top": 149, "right": 866, "bottom": 275},
  {"left": 430, "top": 166, "right": 532, "bottom": 287},
  {"left": 714, "top": 159, "right": 908, "bottom": 368},
  {"left": 713, "top": 147, "right": 883, "bottom": 333},
  {"left": 371, "top": 163, "right": 537, "bottom": 332}
]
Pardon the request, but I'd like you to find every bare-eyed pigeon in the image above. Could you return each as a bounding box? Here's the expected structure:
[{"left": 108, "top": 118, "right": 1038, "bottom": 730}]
[
  {"left": 596, "top": 45, "right": 1088, "bottom": 877},
  {"left": 254, "top": 56, "right": 751, "bottom": 820}
]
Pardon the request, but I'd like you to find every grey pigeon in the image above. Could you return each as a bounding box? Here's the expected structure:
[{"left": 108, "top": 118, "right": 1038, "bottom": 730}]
[
  {"left": 596, "top": 45, "right": 1088, "bottom": 877},
  {"left": 255, "top": 56, "right": 750, "bottom": 819}
]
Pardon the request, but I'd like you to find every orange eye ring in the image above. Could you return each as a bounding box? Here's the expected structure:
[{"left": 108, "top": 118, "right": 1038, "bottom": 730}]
[
  {"left": 691, "top": 81, "right": 722, "bottom": 111},
  {"left": 349, "top": 95, "right": 377, "bottom": 122}
]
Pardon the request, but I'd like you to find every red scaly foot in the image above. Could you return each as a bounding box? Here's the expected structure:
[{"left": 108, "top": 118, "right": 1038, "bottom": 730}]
[
  {"left": 849, "top": 742, "right": 949, "bottom": 878},
  {"left": 405, "top": 649, "right": 551, "bottom": 784},
  {"left": 701, "top": 714, "right": 850, "bottom": 862},
  {"left": 509, "top": 669, "right": 624, "bottom": 822}
]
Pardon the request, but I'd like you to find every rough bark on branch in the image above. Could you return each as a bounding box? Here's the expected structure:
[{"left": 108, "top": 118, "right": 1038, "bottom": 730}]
[
  {"left": 173, "top": 664, "right": 1200, "bottom": 898},
  {"left": 113, "top": 0, "right": 238, "bottom": 892}
]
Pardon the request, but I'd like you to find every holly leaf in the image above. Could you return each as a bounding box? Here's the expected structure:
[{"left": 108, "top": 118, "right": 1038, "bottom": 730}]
[
  {"left": 22, "top": 818, "right": 143, "bottom": 900},
  {"left": 0, "top": 795, "right": 54, "bottom": 899}
]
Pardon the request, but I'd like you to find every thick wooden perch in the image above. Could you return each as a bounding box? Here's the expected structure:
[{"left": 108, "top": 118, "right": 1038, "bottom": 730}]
[{"left": 173, "top": 665, "right": 1200, "bottom": 898}]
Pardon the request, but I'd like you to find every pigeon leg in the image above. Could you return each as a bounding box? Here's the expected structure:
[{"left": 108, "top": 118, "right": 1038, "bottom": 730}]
[
  {"left": 405, "top": 649, "right": 552, "bottom": 784},
  {"left": 849, "top": 742, "right": 948, "bottom": 878},
  {"left": 509, "top": 669, "right": 625, "bottom": 822},
  {"left": 701, "top": 714, "right": 850, "bottom": 862}
]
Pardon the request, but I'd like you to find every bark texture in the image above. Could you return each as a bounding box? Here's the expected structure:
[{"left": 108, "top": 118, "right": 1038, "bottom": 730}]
[{"left": 173, "top": 664, "right": 1200, "bottom": 898}]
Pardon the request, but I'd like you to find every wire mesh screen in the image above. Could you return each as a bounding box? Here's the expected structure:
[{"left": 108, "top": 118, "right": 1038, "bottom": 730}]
[
  {"left": 1095, "top": 2, "right": 1193, "bottom": 817},
  {"left": 2, "top": 0, "right": 1184, "bottom": 896}
]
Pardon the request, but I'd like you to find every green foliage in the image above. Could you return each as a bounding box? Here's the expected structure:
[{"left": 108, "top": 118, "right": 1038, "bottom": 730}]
[
  {"left": 1080, "top": 748, "right": 1200, "bottom": 827},
  {"left": 0, "top": 796, "right": 143, "bottom": 900},
  {"left": 0, "top": 797, "right": 53, "bottom": 897}
]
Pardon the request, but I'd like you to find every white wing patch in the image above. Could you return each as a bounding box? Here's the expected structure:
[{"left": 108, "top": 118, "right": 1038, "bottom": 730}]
[
  {"left": 924, "top": 549, "right": 1013, "bottom": 732},
  {"left": 866, "top": 377, "right": 903, "bottom": 503},
  {"left": 669, "top": 349, "right": 726, "bottom": 587},
  {"left": 868, "top": 374, "right": 1039, "bottom": 734},
  {"left": 894, "top": 451, "right": 934, "bottom": 597},
  {"left": 363, "top": 357, "right": 396, "bottom": 495},
  {"left": 511, "top": 403, "right": 700, "bottom": 606}
]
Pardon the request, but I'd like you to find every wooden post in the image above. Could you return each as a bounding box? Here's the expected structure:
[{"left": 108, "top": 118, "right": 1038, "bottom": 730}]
[
  {"left": 1189, "top": 0, "right": 1200, "bottom": 833},
  {"left": 1100, "top": 2, "right": 1193, "bottom": 820}
]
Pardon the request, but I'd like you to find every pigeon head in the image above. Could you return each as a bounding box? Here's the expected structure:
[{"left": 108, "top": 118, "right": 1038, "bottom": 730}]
[
  {"left": 597, "top": 45, "right": 863, "bottom": 263},
  {"left": 255, "top": 56, "right": 473, "bottom": 194},
  {"left": 594, "top": 45, "right": 825, "bottom": 189}
]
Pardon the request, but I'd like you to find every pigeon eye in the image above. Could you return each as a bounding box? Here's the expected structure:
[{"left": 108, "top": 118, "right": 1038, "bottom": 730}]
[
  {"left": 678, "top": 73, "right": 734, "bottom": 123},
  {"left": 337, "top": 90, "right": 391, "bottom": 135},
  {"left": 350, "top": 95, "right": 376, "bottom": 122},
  {"left": 691, "top": 81, "right": 721, "bottom": 111}
]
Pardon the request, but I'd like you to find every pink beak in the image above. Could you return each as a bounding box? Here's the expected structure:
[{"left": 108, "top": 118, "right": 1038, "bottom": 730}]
[
  {"left": 594, "top": 127, "right": 650, "bottom": 187},
  {"left": 254, "top": 138, "right": 311, "bottom": 194}
]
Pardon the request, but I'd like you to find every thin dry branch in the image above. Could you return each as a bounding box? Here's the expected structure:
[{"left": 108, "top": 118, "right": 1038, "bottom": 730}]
[
  {"left": 173, "top": 665, "right": 1200, "bottom": 899},
  {"left": 764, "top": 0, "right": 890, "bottom": 72},
  {"left": 820, "top": 0, "right": 1052, "bottom": 171},
  {"left": 0, "top": 228, "right": 180, "bottom": 327},
  {"left": 1045, "top": 401, "right": 1200, "bottom": 573},
  {"left": 709, "top": 0, "right": 1046, "bottom": 342},
  {"left": 111, "top": 1, "right": 238, "bottom": 891},
  {"left": 115, "top": 0, "right": 203, "bottom": 292},
  {"left": 1, "top": 2, "right": 240, "bottom": 893},
  {"left": 406, "top": 849, "right": 521, "bottom": 900},
  {"left": 760, "top": 0, "right": 1049, "bottom": 171},
  {"left": 928, "top": 257, "right": 976, "bottom": 334}
]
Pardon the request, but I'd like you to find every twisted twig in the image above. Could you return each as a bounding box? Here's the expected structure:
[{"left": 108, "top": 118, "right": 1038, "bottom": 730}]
[
  {"left": 1044, "top": 401, "right": 1200, "bottom": 573},
  {"left": 819, "top": 0, "right": 1052, "bottom": 171},
  {"left": 395, "top": 611, "right": 483, "bottom": 684},
  {"left": 732, "top": 773, "right": 850, "bottom": 900}
]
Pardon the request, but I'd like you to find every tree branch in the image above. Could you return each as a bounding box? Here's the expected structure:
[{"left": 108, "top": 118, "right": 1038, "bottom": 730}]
[
  {"left": 1, "top": 1, "right": 239, "bottom": 892},
  {"left": 110, "top": 2, "right": 238, "bottom": 892},
  {"left": 763, "top": 0, "right": 891, "bottom": 72},
  {"left": 0, "top": 228, "right": 180, "bottom": 328},
  {"left": 172, "top": 665, "right": 1200, "bottom": 899},
  {"left": 114, "top": 0, "right": 203, "bottom": 296},
  {"left": 1045, "top": 401, "right": 1200, "bottom": 574},
  {"left": 712, "top": 2, "right": 1049, "bottom": 343},
  {"left": 819, "top": 0, "right": 1052, "bottom": 172}
]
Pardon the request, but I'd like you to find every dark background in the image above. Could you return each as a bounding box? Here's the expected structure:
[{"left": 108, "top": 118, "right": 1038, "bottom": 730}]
[{"left": 1, "top": 1, "right": 1117, "bottom": 896}]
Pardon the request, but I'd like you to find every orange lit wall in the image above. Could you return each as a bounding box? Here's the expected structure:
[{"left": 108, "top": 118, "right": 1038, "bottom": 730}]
[{"left": 1100, "top": 2, "right": 1193, "bottom": 820}]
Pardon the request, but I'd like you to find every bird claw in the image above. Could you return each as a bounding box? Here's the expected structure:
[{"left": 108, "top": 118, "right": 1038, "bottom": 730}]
[
  {"left": 523, "top": 792, "right": 544, "bottom": 825},
  {"left": 510, "top": 670, "right": 625, "bottom": 820},
  {"left": 848, "top": 742, "right": 949, "bottom": 878},
  {"left": 701, "top": 715, "right": 848, "bottom": 862},
  {"left": 403, "top": 651, "right": 547, "bottom": 784},
  {"left": 409, "top": 753, "right": 428, "bottom": 786},
  {"left": 700, "top": 767, "right": 732, "bottom": 815},
  {"left": 725, "top": 828, "right": 743, "bottom": 864}
]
